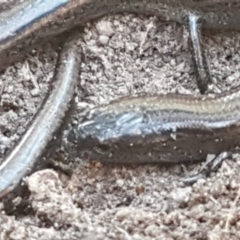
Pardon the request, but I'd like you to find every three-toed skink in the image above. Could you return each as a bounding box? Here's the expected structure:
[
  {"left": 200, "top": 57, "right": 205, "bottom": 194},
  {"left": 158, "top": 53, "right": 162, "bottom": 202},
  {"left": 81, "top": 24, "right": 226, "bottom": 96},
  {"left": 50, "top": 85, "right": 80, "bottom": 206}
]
[
  {"left": 64, "top": 88, "right": 240, "bottom": 164},
  {"left": 1, "top": 0, "right": 240, "bottom": 91},
  {"left": 0, "top": 0, "right": 240, "bottom": 198}
]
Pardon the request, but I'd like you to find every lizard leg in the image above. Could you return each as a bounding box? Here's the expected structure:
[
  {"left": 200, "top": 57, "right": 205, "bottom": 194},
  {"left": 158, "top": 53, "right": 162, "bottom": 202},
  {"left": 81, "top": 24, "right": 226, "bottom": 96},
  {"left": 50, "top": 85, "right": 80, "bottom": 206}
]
[{"left": 187, "top": 14, "right": 211, "bottom": 94}]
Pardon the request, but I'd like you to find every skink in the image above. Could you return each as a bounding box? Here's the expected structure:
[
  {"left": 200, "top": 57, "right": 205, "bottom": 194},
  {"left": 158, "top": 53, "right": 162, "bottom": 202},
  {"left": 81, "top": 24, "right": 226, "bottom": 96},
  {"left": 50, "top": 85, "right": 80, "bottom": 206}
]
[
  {"left": 64, "top": 88, "right": 240, "bottom": 164},
  {"left": 0, "top": 32, "right": 81, "bottom": 198},
  {"left": 0, "top": 0, "right": 240, "bottom": 198},
  {"left": 1, "top": 0, "right": 240, "bottom": 92}
]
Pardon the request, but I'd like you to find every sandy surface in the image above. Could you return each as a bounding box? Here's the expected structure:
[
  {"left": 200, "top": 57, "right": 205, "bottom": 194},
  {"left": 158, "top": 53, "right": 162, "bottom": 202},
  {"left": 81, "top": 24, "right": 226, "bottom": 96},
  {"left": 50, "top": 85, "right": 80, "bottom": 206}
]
[{"left": 0, "top": 12, "right": 240, "bottom": 240}]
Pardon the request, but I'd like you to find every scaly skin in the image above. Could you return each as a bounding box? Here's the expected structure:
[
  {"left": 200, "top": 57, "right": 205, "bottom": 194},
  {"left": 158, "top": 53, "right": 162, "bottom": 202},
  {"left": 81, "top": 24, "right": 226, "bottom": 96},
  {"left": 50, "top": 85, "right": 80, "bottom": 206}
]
[
  {"left": 0, "top": 0, "right": 240, "bottom": 71},
  {"left": 0, "top": 0, "right": 240, "bottom": 198}
]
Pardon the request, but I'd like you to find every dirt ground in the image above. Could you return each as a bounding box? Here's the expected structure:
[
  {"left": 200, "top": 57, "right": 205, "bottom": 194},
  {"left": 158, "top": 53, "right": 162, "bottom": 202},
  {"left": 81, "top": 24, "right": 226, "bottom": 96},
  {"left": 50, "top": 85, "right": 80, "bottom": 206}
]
[{"left": 0, "top": 11, "right": 240, "bottom": 240}]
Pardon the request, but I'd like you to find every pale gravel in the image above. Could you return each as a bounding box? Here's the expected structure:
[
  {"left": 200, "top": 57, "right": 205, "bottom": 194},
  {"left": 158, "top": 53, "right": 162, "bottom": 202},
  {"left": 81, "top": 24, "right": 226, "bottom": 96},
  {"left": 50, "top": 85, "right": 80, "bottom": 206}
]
[{"left": 0, "top": 13, "right": 240, "bottom": 240}]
